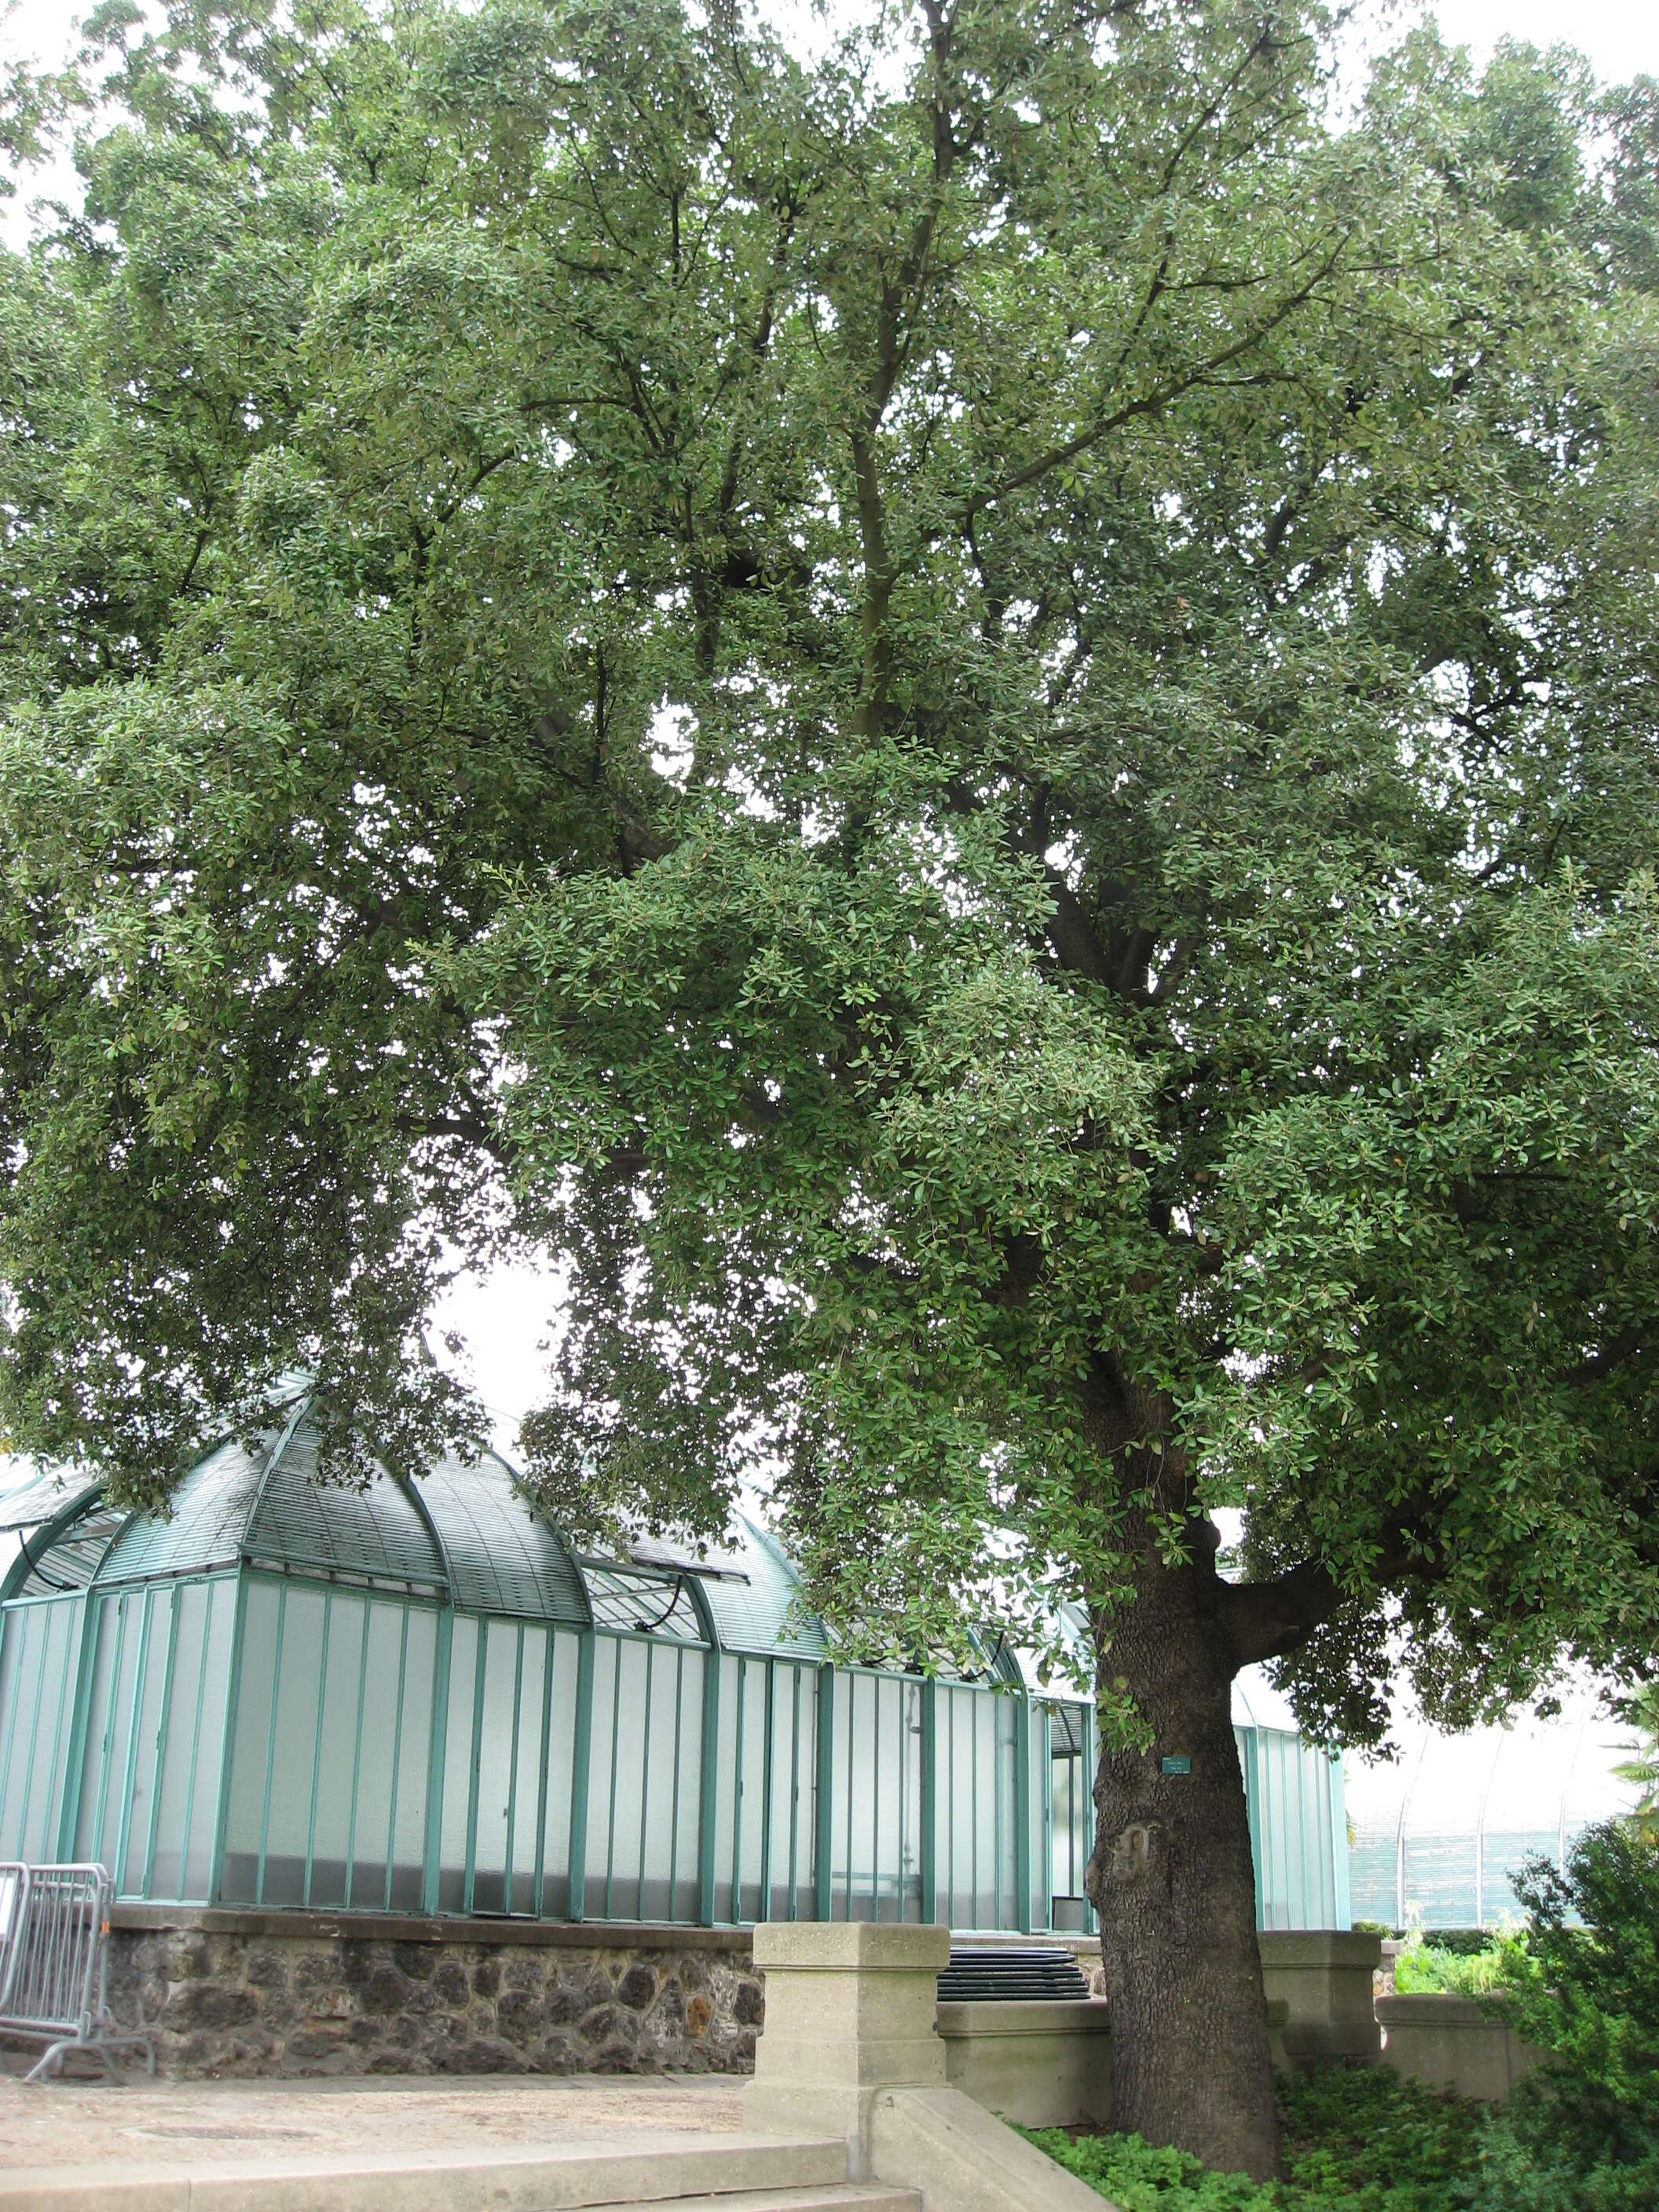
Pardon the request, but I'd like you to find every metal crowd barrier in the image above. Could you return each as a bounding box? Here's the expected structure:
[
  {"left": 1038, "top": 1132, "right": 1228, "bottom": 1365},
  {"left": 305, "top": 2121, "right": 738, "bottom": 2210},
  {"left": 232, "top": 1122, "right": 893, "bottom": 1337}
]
[{"left": 0, "top": 1862, "right": 154, "bottom": 2082}]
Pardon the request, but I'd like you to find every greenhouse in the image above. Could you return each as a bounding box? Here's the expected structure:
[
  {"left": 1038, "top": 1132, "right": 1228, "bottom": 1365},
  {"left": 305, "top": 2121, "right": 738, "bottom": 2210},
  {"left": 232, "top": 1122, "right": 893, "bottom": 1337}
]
[
  {"left": 0, "top": 1392, "right": 1348, "bottom": 1935},
  {"left": 1346, "top": 1686, "right": 1641, "bottom": 1929}
]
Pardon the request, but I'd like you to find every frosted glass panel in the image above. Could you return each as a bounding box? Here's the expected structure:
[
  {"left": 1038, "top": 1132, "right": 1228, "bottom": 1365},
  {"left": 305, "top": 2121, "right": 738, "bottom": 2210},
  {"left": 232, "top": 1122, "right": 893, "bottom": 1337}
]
[
  {"left": 537, "top": 1631, "right": 580, "bottom": 1916},
  {"left": 307, "top": 1592, "right": 364, "bottom": 1906},
  {"left": 220, "top": 1579, "right": 282, "bottom": 1903},
  {"left": 437, "top": 1616, "right": 479, "bottom": 1912},
  {"left": 766, "top": 1664, "right": 816, "bottom": 1921},
  {"left": 0, "top": 1600, "right": 80, "bottom": 1861},
  {"left": 346, "top": 1601, "right": 405, "bottom": 1907},
  {"left": 471, "top": 1619, "right": 522, "bottom": 1914},
  {"left": 710, "top": 1652, "right": 740, "bottom": 1921},
  {"left": 507, "top": 1629, "right": 548, "bottom": 1915},
  {"left": 119, "top": 1591, "right": 173, "bottom": 1896},
  {"left": 148, "top": 1582, "right": 211, "bottom": 1898},
  {"left": 91, "top": 1594, "right": 145, "bottom": 1876},
  {"left": 388, "top": 1606, "right": 437, "bottom": 1912},
  {"left": 71, "top": 1594, "right": 124, "bottom": 1862},
  {"left": 259, "top": 1585, "right": 324, "bottom": 1906},
  {"left": 180, "top": 1580, "right": 236, "bottom": 1900}
]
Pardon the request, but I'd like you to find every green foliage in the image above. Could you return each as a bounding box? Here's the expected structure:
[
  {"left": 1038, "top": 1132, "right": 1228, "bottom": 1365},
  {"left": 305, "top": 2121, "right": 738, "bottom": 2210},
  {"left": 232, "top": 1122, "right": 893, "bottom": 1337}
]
[
  {"left": 1392, "top": 1936, "right": 1523, "bottom": 1996},
  {"left": 1418, "top": 1931, "right": 1498, "bottom": 1958},
  {"left": 1026, "top": 2067, "right": 1488, "bottom": 2210},
  {"left": 1482, "top": 1822, "right": 1659, "bottom": 2196},
  {"left": 1610, "top": 1684, "right": 1659, "bottom": 1842},
  {"left": 1, "top": 4, "right": 1657, "bottom": 1716}
]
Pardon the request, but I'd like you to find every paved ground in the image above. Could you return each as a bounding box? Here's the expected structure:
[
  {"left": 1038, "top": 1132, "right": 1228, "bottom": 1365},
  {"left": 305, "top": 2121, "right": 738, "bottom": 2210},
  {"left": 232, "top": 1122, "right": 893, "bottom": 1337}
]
[{"left": 0, "top": 2070, "right": 746, "bottom": 2174}]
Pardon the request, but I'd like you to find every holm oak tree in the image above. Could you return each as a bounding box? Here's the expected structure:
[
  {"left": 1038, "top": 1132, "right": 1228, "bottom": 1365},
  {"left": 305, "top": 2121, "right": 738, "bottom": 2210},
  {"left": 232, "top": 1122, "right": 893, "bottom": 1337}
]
[{"left": 3, "top": 0, "right": 1659, "bottom": 2176}]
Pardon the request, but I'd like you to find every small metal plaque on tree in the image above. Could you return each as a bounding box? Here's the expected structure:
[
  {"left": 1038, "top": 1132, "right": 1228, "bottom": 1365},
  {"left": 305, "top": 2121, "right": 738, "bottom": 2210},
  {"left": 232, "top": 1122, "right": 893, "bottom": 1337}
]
[{"left": 1160, "top": 1754, "right": 1192, "bottom": 1776}]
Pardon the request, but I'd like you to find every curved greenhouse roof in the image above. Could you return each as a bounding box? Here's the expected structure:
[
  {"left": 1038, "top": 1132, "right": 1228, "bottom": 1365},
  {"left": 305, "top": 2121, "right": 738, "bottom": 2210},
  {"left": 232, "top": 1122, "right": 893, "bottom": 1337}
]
[
  {"left": 2, "top": 1394, "right": 877, "bottom": 1662},
  {"left": 1346, "top": 1685, "right": 1642, "bottom": 1929}
]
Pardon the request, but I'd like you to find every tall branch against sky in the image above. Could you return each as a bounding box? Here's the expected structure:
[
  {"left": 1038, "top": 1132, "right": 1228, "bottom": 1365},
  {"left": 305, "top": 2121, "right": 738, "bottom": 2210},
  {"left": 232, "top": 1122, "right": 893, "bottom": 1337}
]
[{"left": 2, "top": 0, "right": 1657, "bottom": 2179}]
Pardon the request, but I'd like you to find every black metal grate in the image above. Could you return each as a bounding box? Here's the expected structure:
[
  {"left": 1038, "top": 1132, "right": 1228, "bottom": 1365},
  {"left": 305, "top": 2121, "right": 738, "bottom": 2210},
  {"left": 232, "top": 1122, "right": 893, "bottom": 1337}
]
[{"left": 936, "top": 1946, "right": 1092, "bottom": 2002}]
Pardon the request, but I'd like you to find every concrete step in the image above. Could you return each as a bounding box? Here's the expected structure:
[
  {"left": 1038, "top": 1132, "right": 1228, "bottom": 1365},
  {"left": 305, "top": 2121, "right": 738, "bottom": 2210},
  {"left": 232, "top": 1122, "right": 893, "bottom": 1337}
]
[{"left": 0, "top": 2134, "right": 906, "bottom": 2212}]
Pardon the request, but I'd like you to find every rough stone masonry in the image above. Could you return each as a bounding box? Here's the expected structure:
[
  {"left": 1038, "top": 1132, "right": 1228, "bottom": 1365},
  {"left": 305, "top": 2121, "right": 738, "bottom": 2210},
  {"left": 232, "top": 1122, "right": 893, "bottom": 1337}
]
[{"left": 97, "top": 1910, "right": 765, "bottom": 2078}]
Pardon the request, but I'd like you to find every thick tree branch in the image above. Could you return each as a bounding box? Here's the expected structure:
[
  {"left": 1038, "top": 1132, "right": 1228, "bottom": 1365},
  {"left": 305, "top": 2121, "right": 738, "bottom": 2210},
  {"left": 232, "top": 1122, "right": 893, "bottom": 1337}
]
[{"left": 1220, "top": 1523, "right": 1443, "bottom": 1671}]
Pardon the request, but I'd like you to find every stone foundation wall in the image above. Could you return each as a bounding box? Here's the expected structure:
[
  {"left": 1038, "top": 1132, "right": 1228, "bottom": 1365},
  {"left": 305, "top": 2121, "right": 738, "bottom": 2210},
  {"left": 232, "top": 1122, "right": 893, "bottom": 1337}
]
[{"left": 103, "top": 1909, "right": 764, "bottom": 2080}]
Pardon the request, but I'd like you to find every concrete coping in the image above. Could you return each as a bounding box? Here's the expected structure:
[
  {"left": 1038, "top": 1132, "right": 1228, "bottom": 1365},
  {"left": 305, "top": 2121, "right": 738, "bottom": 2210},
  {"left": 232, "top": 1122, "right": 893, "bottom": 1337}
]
[
  {"left": 1258, "top": 1931, "right": 1383, "bottom": 1967},
  {"left": 107, "top": 1904, "right": 755, "bottom": 1953},
  {"left": 751, "top": 1923, "right": 952, "bottom": 1972},
  {"left": 1376, "top": 1992, "right": 1509, "bottom": 2023}
]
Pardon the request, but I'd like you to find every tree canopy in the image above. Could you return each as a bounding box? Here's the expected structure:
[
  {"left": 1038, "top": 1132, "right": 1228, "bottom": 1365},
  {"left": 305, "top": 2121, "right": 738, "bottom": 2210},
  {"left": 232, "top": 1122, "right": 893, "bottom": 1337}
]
[{"left": 5, "top": 0, "right": 1654, "bottom": 1723}]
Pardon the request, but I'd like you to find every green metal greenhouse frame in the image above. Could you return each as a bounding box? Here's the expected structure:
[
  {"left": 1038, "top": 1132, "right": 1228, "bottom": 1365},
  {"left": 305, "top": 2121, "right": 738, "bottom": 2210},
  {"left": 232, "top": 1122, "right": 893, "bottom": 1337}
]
[{"left": 0, "top": 1394, "right": 1349, "bottom": 1934}]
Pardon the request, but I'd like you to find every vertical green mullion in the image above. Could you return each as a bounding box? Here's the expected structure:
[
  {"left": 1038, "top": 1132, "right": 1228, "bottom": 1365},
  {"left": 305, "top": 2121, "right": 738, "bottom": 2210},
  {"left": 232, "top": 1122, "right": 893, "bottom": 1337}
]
[
  {"left": 728, "top": 1658, "right": 746, "bottom": 1919},
  {"left": 942, "top": 1689, "right": 954, "bottom": 1925},
  {"left": 633, "top": 1639, "right": 654, "bottom": 1921},
  {"left": 667, "top": 1647, "right": 685, "bottom": 1917},
  {"left": 463, "top": 1619, "right": 487, "bottom": 1915},
  {"left": 35, "top": 1601, "right": 80, "bottom": 1862},
  {"left": 383, "top": 1605, "right": 411, "bottom": 1913},
  {"left": 13, "top": 1605, "right": 56, "bottom": 1859},
  {"left": 1331, "top": 1756, "right": 1353, "bottom": 1929},
  {"left": 697, "top": 1648, "right": 720, "bottom": 1925},
  {"left": 994, "top": 1698, "right": 1009, "bottom": 1928},
  {"left": 814, "top": 1664, "right": 834, "bottom": 1921},
  {"left": 176, "top": 1585, "right": 215, "bottom": 1902},
  {"left": 421, "top": 1606, "right": 452, "bottom": 1915},
  {"left": 602, "top": 1640, "right": 624, "bottom": 1920},
  {"left": 504, "top": 1624, "right": 526, "bottom": 1912},
  {"left": 899, "top": 1683, "right": 914, "bottom": 1922},
  {"left": 532, "top": 1628, "right": 554, "bottom": 1918},
  {"left": 207, "top": 1577, "right": 249, "bottom": 1905},
  {"left": 568, "top": 1629, "right": 596, "bottom": 1922},
  {"left": 54, "top": 1594, "right": 100, "bottom": 1861},
  {"left": 302, "top": 1588, "right": 334, "bottom": 1908},
  {"left": 920, "top": 1679, "right": 938, "bottom": 1925},
  {"left": 870, "top": 1676, "right": 882, "bottom": 1919},
  {"left": 112, "top": 1589, "right": 156, "bottom": 1899},
  {"left": 1014, "top": 1694, "right": 1033, "bottom": 1934},
  {"left": 970, "top": 1694, "right": 981, "bottom": 1927},
  {"left": 140, "top": 1587, "right": 182, "bottom": 1897},
  {"left": 1084, "top": 1703, "right": 1099, "bottom": 1935},
  {"left": 342, "top": 1598, "right": 373, "bottom": 1908},
  {"left": 255, "top": 1584, "right": 287, "bottom": 1906},
  {"left": 844, "top": 1675, "right": 856, "bottom": 1914},
  {"left": 756, "top": 1661, "right": 775, "bottom": 1921},
  {"left": 786, "top": 1666, "right": 802, "bottom": 1921}
]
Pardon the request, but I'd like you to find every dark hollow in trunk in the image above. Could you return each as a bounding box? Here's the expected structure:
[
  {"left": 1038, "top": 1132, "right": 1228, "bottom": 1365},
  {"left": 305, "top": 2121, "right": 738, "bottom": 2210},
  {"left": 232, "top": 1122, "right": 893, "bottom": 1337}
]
[{"left": 1084, "top": 1536, "right": 1284, "bottom": 2183}]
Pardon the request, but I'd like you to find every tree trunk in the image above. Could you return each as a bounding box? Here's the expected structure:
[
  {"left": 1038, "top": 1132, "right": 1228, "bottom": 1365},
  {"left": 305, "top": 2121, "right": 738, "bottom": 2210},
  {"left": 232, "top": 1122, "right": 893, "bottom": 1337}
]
[{"left": 1084, "top": 1527, "right": 1282, "bottom": 2182}]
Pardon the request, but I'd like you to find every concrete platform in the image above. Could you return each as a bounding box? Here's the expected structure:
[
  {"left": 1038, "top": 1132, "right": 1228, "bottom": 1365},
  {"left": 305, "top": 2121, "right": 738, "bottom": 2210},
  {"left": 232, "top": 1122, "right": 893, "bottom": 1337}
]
[
  {"left": 0, "top": 2071, "right": 747, "bottom": 2176},
  {"left": 0, "top": 2074, "right": 915, "bottom": 2212}
]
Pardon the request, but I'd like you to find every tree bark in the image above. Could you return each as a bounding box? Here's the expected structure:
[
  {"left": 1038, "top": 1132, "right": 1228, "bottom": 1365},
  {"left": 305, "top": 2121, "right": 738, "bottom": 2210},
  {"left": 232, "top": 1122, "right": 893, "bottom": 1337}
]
[{"left": 1085, "top": 1520, "right": 1283, "bottom": 2182}]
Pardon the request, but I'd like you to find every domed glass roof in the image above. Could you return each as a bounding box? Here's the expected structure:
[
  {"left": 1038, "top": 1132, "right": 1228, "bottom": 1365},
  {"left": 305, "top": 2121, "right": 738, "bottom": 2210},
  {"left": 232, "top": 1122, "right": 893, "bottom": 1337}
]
[{"left": 2, "top": 1393, "right": 841, "bottom": 1657}]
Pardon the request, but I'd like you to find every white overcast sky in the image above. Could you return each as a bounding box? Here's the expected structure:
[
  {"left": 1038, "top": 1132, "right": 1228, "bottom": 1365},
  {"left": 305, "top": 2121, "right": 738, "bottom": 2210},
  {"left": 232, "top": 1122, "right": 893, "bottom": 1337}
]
[{"left": 2, "top": 0, "right": 1656, "bottom": 1418}]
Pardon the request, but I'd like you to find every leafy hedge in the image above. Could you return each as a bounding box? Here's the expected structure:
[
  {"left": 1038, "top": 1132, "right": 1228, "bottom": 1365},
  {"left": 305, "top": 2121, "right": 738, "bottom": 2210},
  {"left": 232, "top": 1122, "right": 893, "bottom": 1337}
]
[{"left": 1025, "top": 2068, "right": 1484, "bottom": 2211}]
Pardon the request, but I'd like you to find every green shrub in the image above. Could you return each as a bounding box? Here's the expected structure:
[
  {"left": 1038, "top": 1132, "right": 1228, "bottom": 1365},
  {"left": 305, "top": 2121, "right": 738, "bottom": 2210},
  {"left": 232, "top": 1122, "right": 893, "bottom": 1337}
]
[
  {"left": 1467, "top": 1820, "right": 1659, "bottom": 2206},
  {"left": 1024, "top": 2067, "right": 1486, "bottom": 2210},
  {"left": 1419, "top": 1928, "right": 1496, "bottom": 1957},
  {"left": 1392, "top": 1936, "right": 1525, "bottom": 1996}
]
